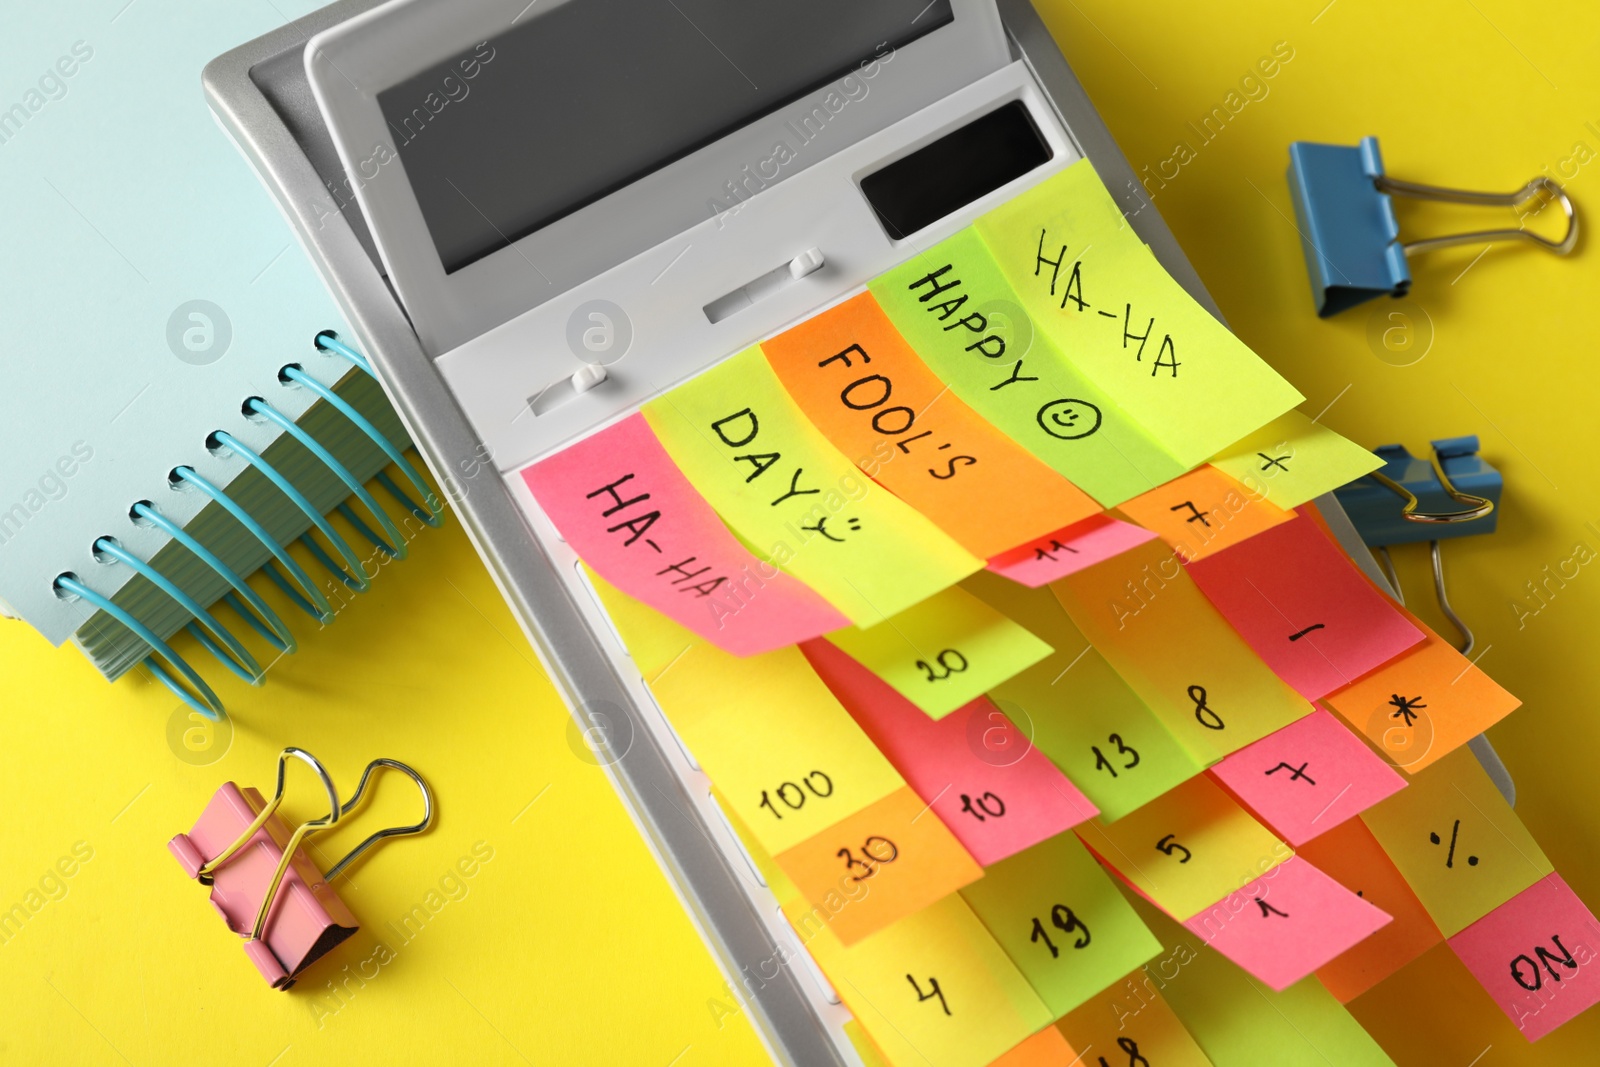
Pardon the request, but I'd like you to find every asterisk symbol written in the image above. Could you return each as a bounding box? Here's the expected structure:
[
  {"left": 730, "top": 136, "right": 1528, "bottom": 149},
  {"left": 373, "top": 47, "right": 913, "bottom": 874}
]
[{"left": 1388, "top": 694, "right": 1426, "bottom": 726}]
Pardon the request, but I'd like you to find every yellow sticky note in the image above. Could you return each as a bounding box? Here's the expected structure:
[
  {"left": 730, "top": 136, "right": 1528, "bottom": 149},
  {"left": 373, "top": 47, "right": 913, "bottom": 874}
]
[
  {"left": 869, "top": 228, "right": 1186, "bottom": 506},
  {"left": 584, "top": 566, "right": 699, "bottom": 679},
  {"left": 1359, "top": 747, "right": 1552, "bottom": 937},
  {"left": 1115, "top": 466, "right": 1294, "bottom": 563},
  {"left": 1050, "top": 538, "right": 1311, "bottom": 765},
  {"left": 1209, "top": 411, "right": 1383, "bottom": 510},
  {"left": 775, "top": 785, "right": 982, "bottom": 946},
  {"left": 716, "top": 790, "right": 801, "bottom": 905},
  {"left": 1055, "top": 966, "right": 1213, "bottom": 1067},
  {"left": 966, "top": 571, "right": 1204, "bottom": 822},
  {"left": 960, "top": 831, "right": 1163, "bottom": 1019},
  {"left": 787, "top": 892, "right": 1054, "bottom": 1067},
  {"left": 975, "top": 160, "right": 1303, "bottom": 467},
  {"left": 644, "top": 346, "right": 981, "bottom": 627},
  {"left": 824, "top": 585, "right": 1053, "bottom": 720},
  {"left": 1075, "top": 774, "right": 1291, "bottom": 922}
]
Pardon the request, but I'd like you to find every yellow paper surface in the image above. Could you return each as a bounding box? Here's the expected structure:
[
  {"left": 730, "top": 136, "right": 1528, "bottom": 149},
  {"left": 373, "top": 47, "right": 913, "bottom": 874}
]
[
  {"left": 967, "top": 571, "right": 1204, "bottom": 821},
  {"left": 824, "top": 584, "right": 1053, "bottom": 720},
  {"left": 592, "top": 571, "right": 906, "bottom": 856},
  {"left": 869, "top": 228, "right": 1186, "bottom": 506},
  {"left": 644, "top": 346, "right": 981, "bottom": 627},
  {"left": 1209, "top": 411, "right": 1383, "bottom": 510},
  {"left": 1055, "top": 966, "right": 1213, "bottom": 1067},
  {"left": 960, "top": 830, "right": 1163, "bottom": 1019},
  {"left": 787, "top": 892, "right": 1054, "bottom": 1067},
  {"left": 1075, "top": 774, "right": 1291, "bottom": 922},
  {"left": 975, "top": 160, "right": 1304, "bottom": 467},
  {"left": 1360, "top": 747, "right": 1552, "bottom": 937},
  {"left": 1050, "top": 538, "right": 1311, "bottom": 765}
]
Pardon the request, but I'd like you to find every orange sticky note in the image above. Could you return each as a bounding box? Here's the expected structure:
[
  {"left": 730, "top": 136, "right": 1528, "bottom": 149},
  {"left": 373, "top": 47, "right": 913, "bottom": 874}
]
[
  {"left": 762, "top": 292, "right": 1101, "bottom": 558},
  {"left": 786, "top": 892, "right": 1053, "bottom": 1067},
  {"left": 1359, "top": 747, "right": 1551, "bottom": 938},
  {"left": 1075, "top": 774, "right": 1291, "bottom": 922},
  {"left": 1051, "top": 537, "right": 1312, "bottom": 766},
  {"left": 991, "top": 1026, "right": 1077, "bottom": 1065},
  {"left": 1297, "top": 817, "right": 1443, "bottom": 1003},
  {"left": 1115, "top": 465, "right": 1294, "bottom": 563},
  {"left": 775, "top": 786, "right": 982, "bottom": 946},
  {"left": 1322, "top": 602, "right": 1520, "bottom": 774},
  {"left": 1055, "top": 967, "right": 1213, "bottom": 1067}
]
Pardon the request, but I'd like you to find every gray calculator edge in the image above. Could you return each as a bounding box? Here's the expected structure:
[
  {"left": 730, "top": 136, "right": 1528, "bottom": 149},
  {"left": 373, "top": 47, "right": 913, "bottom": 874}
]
[{"left": 204, "top": 2, "right": 1512, "bottom": 1062}]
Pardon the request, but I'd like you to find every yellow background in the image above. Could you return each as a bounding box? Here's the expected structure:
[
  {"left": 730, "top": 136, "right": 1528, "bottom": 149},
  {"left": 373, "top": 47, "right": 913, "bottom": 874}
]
[{"left": 2, "top": 1, "right": 1598, "bottom": 1064}]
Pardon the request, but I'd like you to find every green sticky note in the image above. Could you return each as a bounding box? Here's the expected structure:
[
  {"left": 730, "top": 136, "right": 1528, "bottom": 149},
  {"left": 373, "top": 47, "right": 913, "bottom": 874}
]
[
  {"left": 1126, "top": 892, "right": 1397, "bottom": 1065},
  {"left": 960, "top": 831, "right": 1163, "bottom": 1020},
  {"left": 824, "top": 584, "right": 1053, "bottom": 720},
  {"left": 1209, "top": 410, "right": 1384, "bottom": 510},
  {"left": 869, "top": 229, "right": 1185, "bottom": 507},
  {"left": 965, "top": 572, "right": 1203, "bottom": 820},
  {"left": 975, "top": 160, "right": 1304, "bottom": 467}
]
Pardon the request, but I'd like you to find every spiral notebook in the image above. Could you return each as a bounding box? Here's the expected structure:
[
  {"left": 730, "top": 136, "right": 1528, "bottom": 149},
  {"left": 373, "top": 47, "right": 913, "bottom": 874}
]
[{"left": 0, "top": 0, "right": 439, "bottom": 717}]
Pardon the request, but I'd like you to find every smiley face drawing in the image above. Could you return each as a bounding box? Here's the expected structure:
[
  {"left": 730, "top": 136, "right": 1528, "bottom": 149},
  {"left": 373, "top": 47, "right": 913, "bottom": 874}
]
[{"left": 1037, "top": 398, "right": 1103, "bottom": 440}]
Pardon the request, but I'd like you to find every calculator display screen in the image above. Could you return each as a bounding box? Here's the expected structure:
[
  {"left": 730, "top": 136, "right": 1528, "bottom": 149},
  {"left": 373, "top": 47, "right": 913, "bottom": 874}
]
[{"left": 378, "top": 0, "right": 955, "bottom": 274}]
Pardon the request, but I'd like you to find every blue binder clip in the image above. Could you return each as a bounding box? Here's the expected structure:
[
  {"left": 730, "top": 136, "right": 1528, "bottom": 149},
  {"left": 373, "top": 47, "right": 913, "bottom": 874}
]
[
  {"left": 1334, "top": 435, "right": 1501, "bottom": 653},
  {"left": 1287, "top": 137, "right": 1577, "bottom": 316}
]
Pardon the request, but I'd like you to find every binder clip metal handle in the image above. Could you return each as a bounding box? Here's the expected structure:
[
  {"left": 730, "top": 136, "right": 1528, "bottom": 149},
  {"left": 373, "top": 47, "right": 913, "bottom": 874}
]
[{"left": 1288, "top": 137, "right": 1579, "bottom": 316}]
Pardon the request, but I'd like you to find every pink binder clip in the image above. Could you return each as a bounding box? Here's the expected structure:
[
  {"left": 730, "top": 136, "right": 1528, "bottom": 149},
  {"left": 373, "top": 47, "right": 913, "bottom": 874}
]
[{"left": 169, "top": 748, "right": 433, "bottom": 989}]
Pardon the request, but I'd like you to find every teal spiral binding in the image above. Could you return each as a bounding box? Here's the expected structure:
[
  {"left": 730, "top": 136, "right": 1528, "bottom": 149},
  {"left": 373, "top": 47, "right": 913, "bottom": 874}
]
[{"left": 58, "top": 336, "right": 442, "bottom": 718}]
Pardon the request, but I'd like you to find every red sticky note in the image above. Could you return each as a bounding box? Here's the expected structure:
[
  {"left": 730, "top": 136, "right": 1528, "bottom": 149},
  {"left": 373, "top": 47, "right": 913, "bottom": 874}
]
[
  {"left": 1186, "top": 515, "right": 1424, "bottom": 700},
  {"left": 986, "top": 513, "right": 1157, "bottom": 587},
  {"left": 1448, "top": 873, "right": 1600, "bottom": 1041},
  {"left": 522, "top": 414, "right": 847, "bottom": 655},
  {"left": 1183, "top": 856, "right": 1392, "bottom": 991},
  {"left": 1210, "top": 709, "right": 1406, "bottom": 846},
  {"left": 801, "top": 639, "right": 1098, "bottom": 867}
]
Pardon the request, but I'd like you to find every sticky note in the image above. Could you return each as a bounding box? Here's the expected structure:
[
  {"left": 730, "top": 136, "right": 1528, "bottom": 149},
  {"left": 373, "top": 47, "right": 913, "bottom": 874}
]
[
  {"left": 1124, "top": 893, "right": 1397, "bottom": 1066},
  {"left": 966, "top": 570, "right": 1204, "bottom": 821},
  {"left": 1054, "top": 967, "right": 1212, "bottom": 1067},
  {"left": 989, "top": 1026, "right": 1076, "bottom": 1066},
  {"left": 786, "top": 892, "right": 1053, "bottom": 1067},
  {"left": 761, "top": 291, "right": 1101, "bottom": 557},
  {"left": 1447, "top": 873, "right": 1600, "bottom": 1042},
  {"left": 1182, "top": 856, "right": 1391, "bottom": 991},
  {"left": 1075, "top": 774, "right": 1290, "bottom": 922},
  {"left": 960, "top": 831, "right": 1162, "bottom": 1018},
  {"left": 1297, "top": 817, "right": 1443, "bottom": 1003},
  {"left": 584, "top": 566, "right": 701, "bottom": 679},
  {"left": 643, "top": 345, "right": 981, "bottom": 627},
  {"left": 1209, "top": 709, "right": 1406, "bottom": 846},
  {"left": 1187, "top": 515, "right": 1424, "bottom": 700},
  {"left": 803, "top": 640, "right": 1096, "bottom": 867},
  {"left": 1209, "top": 410, "right": 1383, "bottom": 510},
  {"left": 823, "top": 584, "right": 1053, "bottom": 720},
  {"left": 1322, "top": 599, "right": 1520, "bottom": 774},
  {"left": 842, "top": 1020, "right": 892, "bottom": 1067},
  {"left": 522, "top": 413, "right": 849, "bottom": 654},
  {"left": 627, "top": 611, "right": 904, "bottom": 857},
  {"left": 1360, "top": 747, "right": 1552, "bottom": 937},
  {"left": 1115, "top": 465, "right": 1294, "bottom": 564},
  {"left": 1051, "top": 537, "right": 1312, "bottom": 766},
  {"left": 987, "top": 513, "right": 1157, "bottom": 588},
  {"left": 870, "top": 228, "right": 1186, "bottom": 506},
  {"left": 975, "top": 160, "right": 1304, "bottom": 467},
  {"left": 775, "top": 785, "right": 983, "bottom": 946}
]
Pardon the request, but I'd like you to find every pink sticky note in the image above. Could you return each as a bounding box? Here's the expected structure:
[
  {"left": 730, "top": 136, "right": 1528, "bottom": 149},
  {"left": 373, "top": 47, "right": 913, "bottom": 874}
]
[
  {"left": 801, "top": 639, "right": 1097, "bottom": 866},
  {"left": 1210, "top": 709, "right": 1406, "bottom": 846},
  {"left": 1186, "top": 514, "right": 1424, "bottom": 700},
  {"left": 1184, "top": 856, "right": 1392, "bottom": 991},
  {"left": 1448, "top": 873, "right": 1600, "bottom": 1041},
  {"left": 522, "top": 414, "right": 848, "bottom": 655},
  {"left": 986, "top": 514, "right": 1156, "bottom": 587}
]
